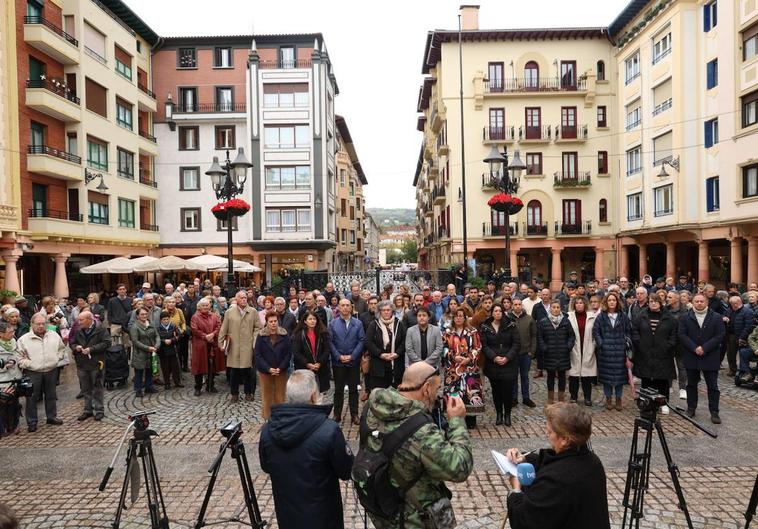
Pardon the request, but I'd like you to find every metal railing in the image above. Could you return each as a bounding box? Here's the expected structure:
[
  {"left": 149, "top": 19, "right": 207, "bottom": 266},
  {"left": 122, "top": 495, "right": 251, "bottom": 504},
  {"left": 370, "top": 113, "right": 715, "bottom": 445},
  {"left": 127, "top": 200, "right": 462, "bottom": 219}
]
[
  {"left": 437, "top": 226, "right": 448, "bottom": 240},
  {"left": 654, "top": 207, "right": 673, "bottom": 217},
  {"left": 652, "top": 98, "right": 672, "bottom": 116},
  {"left": 28, "top": 208, "right": 83, "bottom": 221},
  {"left": 26, "top": 79, "right": 80, "bottom": 104},
  {"left": 482, "top": 173, "right": 498, "bottom": 188},
  {"left": 652, "top": 47, "right": 672, "bottom": 65},
  {"left": 27, "top": 144, "right": 81, "bottom": 164},
  {"left": 556, "top": 124, "right": 588, "bottom": 140},
  {"left": 138, "top": 83, "right": 155, "bottom": 99},
  {"left": 88, "top": 214, "right": 109, "bottom": 225},
  {"left": 259, "top": 59, "right": 312, "bottom": 69},
  {"left": 483, "top": 222, "right": 518, "bottom": 237},
  {"left": 84, "top": 45, "right": 106, "bottom": 64},
  {"left": 138, "top": 129, "right": 157, "bottom": 143},
  {"left": 525, "top": 223, "right": 548, "bottom": 236},
  {"left": 23, "top": 16, "right": 78, "bottom": 46},
  {"left": 432, "top": 185, "right": 446, "bottom": 202},
  {"left": 139, "top": 170, "right": 157, "bottom": 187},
  {"left": 485, "top": 77, "right": 586, "bottom": 93},
  {"left": 140, "top": 223, "right": 159, "bottom": 232},
  {"left": 554, "top": 220, "right": 592, "bottom": 235},
  {"left": 483, "top": 126, "right": 515, "bottom": 141},
  {"left": 554, "top": 171, "right": 592, "bottom": 187},
  {"left": 626, "top": 118, "right": 642, "bottom": 131},
  {"left": 520, "top": 125, "right": 552, "bottom": 141},
  {"left": 173, "top": 102, "right": 246, "bottom": 113}
]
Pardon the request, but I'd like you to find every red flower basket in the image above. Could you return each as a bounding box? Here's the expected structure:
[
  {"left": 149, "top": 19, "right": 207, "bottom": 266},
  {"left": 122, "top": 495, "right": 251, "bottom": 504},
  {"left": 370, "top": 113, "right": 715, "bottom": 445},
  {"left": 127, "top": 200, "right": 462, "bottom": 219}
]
[
  {"left": 211, "top": 202, "right": 230, "bottom": 221},
  {"left": 487, "top": 193, "right": 523, "bottom": 214},
  {"left": 211, "top": 199, "right": 251, "bottom": 220}
]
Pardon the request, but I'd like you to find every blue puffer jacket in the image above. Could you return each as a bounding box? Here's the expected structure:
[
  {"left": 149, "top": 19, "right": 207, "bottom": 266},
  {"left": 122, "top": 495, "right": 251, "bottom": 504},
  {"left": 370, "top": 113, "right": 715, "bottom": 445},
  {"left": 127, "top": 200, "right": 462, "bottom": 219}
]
[
  {"left": 729, "top": 305, "right": 755, "bottom": 342},
  {"left": 592, "top": 311, "right": 631, "bottom": 387}
]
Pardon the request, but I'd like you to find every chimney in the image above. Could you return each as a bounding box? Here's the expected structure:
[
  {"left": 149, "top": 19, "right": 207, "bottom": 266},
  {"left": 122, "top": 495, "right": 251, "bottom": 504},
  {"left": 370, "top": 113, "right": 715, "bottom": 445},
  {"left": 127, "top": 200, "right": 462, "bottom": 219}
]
[{"left": 460, "top": 5, "right": 480, "bottom": 31}]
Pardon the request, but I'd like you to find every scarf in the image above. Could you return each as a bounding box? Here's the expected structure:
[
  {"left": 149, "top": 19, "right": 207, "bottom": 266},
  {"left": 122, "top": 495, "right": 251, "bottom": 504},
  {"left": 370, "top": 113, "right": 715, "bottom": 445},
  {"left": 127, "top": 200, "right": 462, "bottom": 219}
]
[
  {"left": 548, "top": 313, "right": 564, "bottom": 328},
  {"left": 379, "top": 316, "right": 395, "bottom": 356},
  {"left": 694, "top": 307, "right": 708, "bottom": 328},
  {"left": 0, "top": 337, "right": 14, "bottom": 352}
]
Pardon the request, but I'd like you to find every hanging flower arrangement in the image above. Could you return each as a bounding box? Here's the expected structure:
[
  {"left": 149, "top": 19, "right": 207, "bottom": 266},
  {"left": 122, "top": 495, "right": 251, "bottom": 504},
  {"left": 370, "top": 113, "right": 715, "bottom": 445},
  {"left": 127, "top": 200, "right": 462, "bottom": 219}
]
[
  {"left": 211, "top": 198, "right": 251, "bottom": 220},
  {"left": 487, "top": 193, "right": 524, "bottom": 214}
]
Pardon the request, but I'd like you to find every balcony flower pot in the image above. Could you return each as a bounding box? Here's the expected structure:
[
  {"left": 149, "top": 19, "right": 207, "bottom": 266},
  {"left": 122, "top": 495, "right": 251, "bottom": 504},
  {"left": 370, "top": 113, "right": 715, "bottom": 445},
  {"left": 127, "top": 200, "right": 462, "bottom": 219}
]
[{"left": 487, "top": 193, "right": 523, "bottom": 215}]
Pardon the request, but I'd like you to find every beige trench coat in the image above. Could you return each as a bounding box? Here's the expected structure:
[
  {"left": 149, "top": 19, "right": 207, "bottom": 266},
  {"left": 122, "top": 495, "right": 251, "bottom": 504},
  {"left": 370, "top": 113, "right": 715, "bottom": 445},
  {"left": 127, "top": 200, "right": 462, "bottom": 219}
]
[
  {"left": 218, "top": 306, "right": 263, "bottom": 369},
  {"left": 567, "top": 310, "right": 598, "bottom": 378}
]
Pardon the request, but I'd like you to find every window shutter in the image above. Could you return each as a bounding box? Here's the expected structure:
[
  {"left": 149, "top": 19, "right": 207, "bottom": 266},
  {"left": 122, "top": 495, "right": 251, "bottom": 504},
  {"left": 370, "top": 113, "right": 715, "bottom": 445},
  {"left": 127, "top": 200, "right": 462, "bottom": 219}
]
[
  {"left": 704, "top": 122, "right": 713, "bottom": 148},
  {"left": 703, "top": 4, "right": 710, "bottom": 31},
  {"left": 706, "top": 179, "right": 714, "bottom": 211}
]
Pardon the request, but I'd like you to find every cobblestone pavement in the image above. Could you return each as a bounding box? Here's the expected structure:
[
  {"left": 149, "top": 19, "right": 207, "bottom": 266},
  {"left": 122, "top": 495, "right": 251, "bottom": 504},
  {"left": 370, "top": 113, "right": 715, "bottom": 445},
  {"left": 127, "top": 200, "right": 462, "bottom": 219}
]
[{"left": 1, "top": 366, "right": 756, "bottom": 528}]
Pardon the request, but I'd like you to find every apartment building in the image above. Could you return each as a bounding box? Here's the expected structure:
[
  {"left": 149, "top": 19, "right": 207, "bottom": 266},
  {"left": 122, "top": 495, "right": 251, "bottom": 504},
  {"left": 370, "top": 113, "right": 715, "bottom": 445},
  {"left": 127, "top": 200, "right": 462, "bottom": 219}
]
[
  {"left": 335, "top": 115, "right": 368, "bottom": 272},
  {"left": 415, "top": 6, "right": 617, "bottom": 288},
  {"left": 613, "top": 0, "right": 758, "bottom": 285},
  {"left": 12, "top": 0, "right": 159, "bottom": 297}
]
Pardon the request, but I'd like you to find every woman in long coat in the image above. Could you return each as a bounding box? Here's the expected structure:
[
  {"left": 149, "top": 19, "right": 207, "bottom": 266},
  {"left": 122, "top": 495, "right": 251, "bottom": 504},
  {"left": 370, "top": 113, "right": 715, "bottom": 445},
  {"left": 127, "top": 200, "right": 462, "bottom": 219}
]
[
  {"left": 568, "top": 297, "right": 598, "bottom": 406},
  {"left": 443, "top": 308, "right": 484, "bottom": 429},
  {"left": 292, "top": 310, "right": 332, "bottom": 393},
  {"left": 129, "top": 308, "right": 159, "bottom": 397},
  {"left": 481, "top": 304, "right": 520, "bottom": 426},
  {"left": 593, "top": 292, "right": 631, "bottom": 411},
  {"left": 365, "top": 301, "right": 406, "bottom": 392},
  {"left": 191, "top": 299, "right": 224, "bottom": 396},
  {"left": 537, "top": 300, "right": 575, "bottom": 405},
  {"left": 631, "top": 296, "right": 678, "bottom": 404}
]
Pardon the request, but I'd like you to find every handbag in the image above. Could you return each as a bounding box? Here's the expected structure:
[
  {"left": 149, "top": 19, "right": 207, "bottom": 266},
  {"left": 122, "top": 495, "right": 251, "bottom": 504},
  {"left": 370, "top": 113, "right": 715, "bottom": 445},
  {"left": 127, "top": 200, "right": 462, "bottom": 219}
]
[{"left": 360, "top": 351, "right": 370, "bottom": 375}]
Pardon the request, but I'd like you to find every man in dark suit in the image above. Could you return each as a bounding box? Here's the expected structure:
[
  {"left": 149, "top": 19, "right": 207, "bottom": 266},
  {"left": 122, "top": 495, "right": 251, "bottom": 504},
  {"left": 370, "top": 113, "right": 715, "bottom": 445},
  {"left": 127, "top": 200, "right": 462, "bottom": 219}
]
[
  {"left": 530, "top": 288, "right": 553, "bottom": 379},
  {"left": 403, "top": 293, "right": 437, "bottom": 328}
]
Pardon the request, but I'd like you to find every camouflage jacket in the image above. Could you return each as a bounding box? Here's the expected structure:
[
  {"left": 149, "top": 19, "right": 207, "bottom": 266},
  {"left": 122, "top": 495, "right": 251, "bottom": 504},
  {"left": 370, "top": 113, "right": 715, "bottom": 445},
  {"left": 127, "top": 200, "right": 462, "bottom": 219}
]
[{"left": 363, "top": 387, "right": 473, "bottom": 529}]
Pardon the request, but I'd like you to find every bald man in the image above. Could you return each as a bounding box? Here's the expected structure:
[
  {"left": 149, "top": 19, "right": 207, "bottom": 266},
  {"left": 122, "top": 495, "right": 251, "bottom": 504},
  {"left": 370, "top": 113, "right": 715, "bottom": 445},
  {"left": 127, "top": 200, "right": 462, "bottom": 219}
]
[{"left": 70, "top": 311, "right": 111, "bottom": 421}]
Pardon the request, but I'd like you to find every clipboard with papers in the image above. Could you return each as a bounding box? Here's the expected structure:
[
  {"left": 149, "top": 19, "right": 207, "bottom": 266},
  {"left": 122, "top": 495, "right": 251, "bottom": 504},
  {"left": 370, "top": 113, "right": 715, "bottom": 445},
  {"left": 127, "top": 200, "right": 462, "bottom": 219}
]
[{"left": 491, "top": 449, "right": 519, "bottom": 477}]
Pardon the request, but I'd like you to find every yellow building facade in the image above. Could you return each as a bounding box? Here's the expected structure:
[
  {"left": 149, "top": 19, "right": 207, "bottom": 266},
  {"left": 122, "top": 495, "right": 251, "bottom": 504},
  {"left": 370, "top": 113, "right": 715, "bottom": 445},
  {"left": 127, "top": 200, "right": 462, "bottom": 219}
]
[{"left": 335, "top": 115, "right": 368, "bottom": 272}]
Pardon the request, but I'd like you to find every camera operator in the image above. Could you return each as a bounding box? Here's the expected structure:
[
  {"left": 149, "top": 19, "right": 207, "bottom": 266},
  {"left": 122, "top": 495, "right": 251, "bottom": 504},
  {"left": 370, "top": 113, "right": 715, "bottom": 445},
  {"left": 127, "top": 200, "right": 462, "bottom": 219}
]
[
  {"left": 362, "top": 361, "right": 473, "bottom": 529},
  {"left": 0, "top": 322, "right": 22, "bottom": 436},
  {"left": 505, "top": 403, "right": 610, "bottom": 529}
]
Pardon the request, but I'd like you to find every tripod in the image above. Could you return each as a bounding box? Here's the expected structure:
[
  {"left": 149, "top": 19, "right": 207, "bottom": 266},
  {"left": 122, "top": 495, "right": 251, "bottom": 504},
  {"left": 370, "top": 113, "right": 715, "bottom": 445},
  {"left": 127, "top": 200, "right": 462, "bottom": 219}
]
[
  {"left": 195, "top": 426, "right": 266, "bottom": 528},
  {"left": 621, "top": 402, "right": 717, "bottom": 529},
  {"left": 745, "top": 473, "right": 758, "bottom": 529},
  {"left": 99, "top": 417, "right": 169, "bottom": 529}
]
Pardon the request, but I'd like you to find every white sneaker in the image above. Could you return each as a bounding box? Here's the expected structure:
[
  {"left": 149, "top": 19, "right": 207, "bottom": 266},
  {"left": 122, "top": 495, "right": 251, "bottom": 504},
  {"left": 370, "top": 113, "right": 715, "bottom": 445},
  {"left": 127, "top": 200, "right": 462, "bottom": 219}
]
[
  {"left": 661, "top": 405, "right": 670, "bottom": 415},
  {"left": 679, "top": 389, "right": 687, "bottom": 399}
]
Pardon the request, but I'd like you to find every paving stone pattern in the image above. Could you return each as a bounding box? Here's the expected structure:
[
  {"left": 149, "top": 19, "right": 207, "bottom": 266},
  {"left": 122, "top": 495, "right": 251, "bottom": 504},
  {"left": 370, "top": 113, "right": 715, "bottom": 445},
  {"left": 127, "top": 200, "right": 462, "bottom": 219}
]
[{"left": 1, "top": 367, "right": 756, "bottom": 528}]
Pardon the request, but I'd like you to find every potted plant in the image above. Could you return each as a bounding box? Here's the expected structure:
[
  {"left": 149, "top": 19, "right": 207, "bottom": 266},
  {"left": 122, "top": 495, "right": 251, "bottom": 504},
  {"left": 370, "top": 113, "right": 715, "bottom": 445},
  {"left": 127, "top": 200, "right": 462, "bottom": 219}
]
[{"left": 487, "top": 193, "right": 524, "bottom": 215}]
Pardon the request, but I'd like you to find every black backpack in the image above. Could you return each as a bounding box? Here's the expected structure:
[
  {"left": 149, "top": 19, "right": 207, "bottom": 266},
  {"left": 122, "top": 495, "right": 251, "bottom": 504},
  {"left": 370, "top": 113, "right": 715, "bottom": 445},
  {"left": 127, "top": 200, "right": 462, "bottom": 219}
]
[{"left": 352, "top": 409, "right": 433, "bottom": 526}]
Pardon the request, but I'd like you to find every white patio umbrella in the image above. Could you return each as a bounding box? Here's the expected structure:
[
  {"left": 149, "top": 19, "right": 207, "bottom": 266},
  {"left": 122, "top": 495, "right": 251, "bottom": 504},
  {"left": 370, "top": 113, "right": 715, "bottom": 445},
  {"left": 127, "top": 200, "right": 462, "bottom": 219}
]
[
  {"left": 133, "top": 255, "right": 208, "bottom": 273},
  {"left": 187, "top": 255, "right": 261, "bottom": 273},
  {"left": 80, "top": 256, "right": 158, "bottom": 274}
]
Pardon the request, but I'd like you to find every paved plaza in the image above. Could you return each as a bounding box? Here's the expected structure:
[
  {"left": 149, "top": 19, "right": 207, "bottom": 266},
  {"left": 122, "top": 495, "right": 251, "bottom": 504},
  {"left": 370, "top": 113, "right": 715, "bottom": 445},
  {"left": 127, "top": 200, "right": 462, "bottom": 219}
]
[{"left": 1, "top": 367, "right": 757, "bottom": 529}]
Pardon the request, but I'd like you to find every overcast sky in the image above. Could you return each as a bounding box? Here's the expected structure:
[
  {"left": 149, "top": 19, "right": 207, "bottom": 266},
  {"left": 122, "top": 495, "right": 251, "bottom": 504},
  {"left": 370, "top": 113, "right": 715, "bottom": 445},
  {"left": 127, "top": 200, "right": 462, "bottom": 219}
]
[{"left": 126, "top": 0, "right": 629, "bottom": 208}]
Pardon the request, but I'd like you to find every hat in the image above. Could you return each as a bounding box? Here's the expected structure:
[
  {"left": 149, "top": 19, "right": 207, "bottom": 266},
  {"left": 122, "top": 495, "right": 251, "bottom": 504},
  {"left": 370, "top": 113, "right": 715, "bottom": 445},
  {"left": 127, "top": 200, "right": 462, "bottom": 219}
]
[
  {"left": 566, "top": 281, "right": 578, "bottom": 289},
  {"left": 142, "top": 282, "right": 151, "bottom": 289},
  {"left": 13, "top": 295, "right": 26, "bottom": 304},
  {"left": 569, "top": 270, "right": 578, "bottom": 275},
  {"left": 656, "top": 277, "right": 665, "bottom": 283},
  {"left": 679, "top": 275, "right": 688, "bottom": 280}
]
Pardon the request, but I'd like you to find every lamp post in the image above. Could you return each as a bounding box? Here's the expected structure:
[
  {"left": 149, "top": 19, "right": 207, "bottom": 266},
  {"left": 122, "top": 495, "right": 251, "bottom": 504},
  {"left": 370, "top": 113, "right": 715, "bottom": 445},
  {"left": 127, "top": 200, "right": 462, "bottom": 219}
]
[
  {"left": 484, "top": 145, "right": 526, "bottom": 281},
  {"left": 206, "top": 147, "right": 253, "bottom": 297}
]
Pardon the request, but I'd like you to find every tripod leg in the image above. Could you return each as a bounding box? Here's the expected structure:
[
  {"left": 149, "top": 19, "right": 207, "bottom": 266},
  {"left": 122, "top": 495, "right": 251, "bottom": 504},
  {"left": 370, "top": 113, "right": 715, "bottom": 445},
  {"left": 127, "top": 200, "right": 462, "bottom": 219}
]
[
  {"left": 655, "top": 421, "right": 695, "bottom": 529},
  {"left": 139, "top": 444, "right": 161, "bottom": 529},
  {"left": 195, "top": 444, "right": 227, "bottom": 529},
  {"left": 745, "top": 473, "right": 758, "bottom": 529},
  {"left": 145, "top": 442, "right": 170, "bottom": 529},
  {"left": 235, "top": 442, "right": 265, "bottom": 528},
  {"left": 622, "top": 420, "right": 641, "bottom": 529},
  {"left": 113, "top": 441, "right": 136, "bottom": 529}
]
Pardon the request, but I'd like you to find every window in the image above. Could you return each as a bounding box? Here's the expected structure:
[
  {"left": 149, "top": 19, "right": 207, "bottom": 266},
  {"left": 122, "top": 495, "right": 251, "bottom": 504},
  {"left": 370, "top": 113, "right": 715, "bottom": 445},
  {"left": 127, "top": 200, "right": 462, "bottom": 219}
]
[
  {"left": 298, "top": 210, "right": 312, "bottom": 231},
  {"left": 339, "top": 169, "right": 346, "bottom": 186},
  {"left": 706, "top": 59, "right": 718, "bottom": 89},
  {"left": 652, "top": 32, "right": 672, "bottom": 64},
  {"left": 562, "top": 152, "right": 578, "bottom": 178},
  {"left": 488, "top": 62, "right": 504, "bottom": 92},
  {"left": 178, "top": 87, "right": 197, "bottom": 112},
  {"left": 178, "top": 126, "right": 199, "bottom": 150},
  {"left": 180, "top": 167, "right": 200, "bottom": 190},
  {"left": 263, "top": 83, "right": 309, "bottom": 108},
  {"left": 525, "top": 107, "right": 541, "bottom": 139},
  {"left": 625, "top": 52, "right": 640, "bottom": 84},
  {"left": 117, "top": 148, "right": 134, "bottom": 178},
  {"left": 560, "top": 61, "right": 576, "bottom": 89},
  {"left": 526, "top": 153, "right": 542, "bottom": 175},
  {"left": 181, "top": 208, "right": 201, "bottom": 231},
  {"left": 265, "top": 208, "right": 311, "bottom": 232},
  {"left": 598, "top": 151, "right": 608, "bottom": 174},
  {"left": 88, "top": 192, "right": 109, "bottom": 224},
  {"left": 136, "top": 40, "right": 141, "bottom": 53},
  {"left": 703, "top": 1, "right": 717, "bottom": 32},
  {"left": 706, "top": 176, "right": 720, "bottom": 212},
  {"left": 263, "top": 125, "right": 309, "bottom": 149},
  {"left": 32, "top": 183, "right": 46, "bottom": 216},
  {"left": 653, "top": 132, "right": 673, "bottom": 165},
  {"left": 627, "top": 193, "right": 643, "bottom": 220},
  {"left": 626, "top": 146, "right": 642, "bottom": 175},
  {"left": 743, "top": 164, "right": 758, "bottom": 198},
  {"left": 742, "top": 90, "right": 758, "bottom": 128},
  {"left": 280, "top": 47, "right": 295, "bottom": 68},
  {"left": 85, "top": 77, "right": 107, "bottom": 118},
  {"left": 488, "top": 108, "right": 504, "bottom": 139},
  {"left": 704, "top": 118, "right": 719, "bottom": 148},
  {"left": 596, "top": 60, "right": 605, "bottom": 81},
  {"left": 653, "top": 79, "right": 672, "bottom": 116},
  {"left": 217, "top": 216, "right": 238, "bottom": 231},
  {"left": 265, "top": 166, "right": 310, "bottom": 189},
  {"left": 30, "top": 121, "right": 45, "bottom": 147},
  {"left": 215, "top": 87, "right": 233, "bottom": 111},
  {"left": 114, "top": 46, "right": 132, "bottom": 80},
  {"left": 214, "top": 47, "right": 232, "bottom": 68},
  {"left": 87, "top": 137, "right": 108, "bottom": 170},
  {"left": 118, "top": 198, "right": 135, "bottom": 228},
  {"left": 27, "top": 0, "right": 42, "bottom": 18},
  {"left": 214, "top": 125, "right": 235, "bottom": 149},
  {"left": 744, "top": 24, "right": 758, "bottom": 61},
  {"left": 597, "top": 106, "right": 607, "bottom": 127},
  {"left": 28, "top": 56, "right": 45, "bottom": 81},
  {"left": 526, "top": 200, "right": 542, "bottom": 227},
  {"left": 562, "top": 199, "right": 581, "bottom": 226},
  {"left": 116, "top": 98, "right": 132, "bottom": 130},
  {"left": 599, "top": 199, "right": 608, "bottom": 223},
  {"left": 626, "top": 100, "right": 641, "bottom": 130},
  {"left": 654, "top": 185, "right": 673, "bottom": 216},
  {"left": 83, "top": 22, "right": 106, "bottom": 63},
  {"left": 560, "top": 107, "right": 577, "bottom": 138},
  {"left": 349, "top": 183, "right": 355, "bottom": 197},
  {"left": 524, "top": 61, "right": 539, "bottom": 89},
  {"left": 178, "top": 48, "right": 196, "bottom": 68},
  {"left": 350, "top": 230, "right": 356, "bottom": 244}
]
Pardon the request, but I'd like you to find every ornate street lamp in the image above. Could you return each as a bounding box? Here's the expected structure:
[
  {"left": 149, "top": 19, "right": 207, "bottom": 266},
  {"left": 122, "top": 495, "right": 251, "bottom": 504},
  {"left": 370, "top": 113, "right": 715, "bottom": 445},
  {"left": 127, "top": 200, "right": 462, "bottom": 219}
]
[
  {"left": 484, "top": 146, "right": 526, "bottom": 281},
  {"left": 206, "top": 147, "right": 253, "bottom": 296}
]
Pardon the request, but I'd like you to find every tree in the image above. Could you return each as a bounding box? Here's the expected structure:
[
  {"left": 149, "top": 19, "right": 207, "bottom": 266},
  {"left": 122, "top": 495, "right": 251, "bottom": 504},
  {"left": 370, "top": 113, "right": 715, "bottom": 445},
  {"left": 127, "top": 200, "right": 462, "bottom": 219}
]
[{"left": 401, "top": 239, "right": 418, "bottom": 263}]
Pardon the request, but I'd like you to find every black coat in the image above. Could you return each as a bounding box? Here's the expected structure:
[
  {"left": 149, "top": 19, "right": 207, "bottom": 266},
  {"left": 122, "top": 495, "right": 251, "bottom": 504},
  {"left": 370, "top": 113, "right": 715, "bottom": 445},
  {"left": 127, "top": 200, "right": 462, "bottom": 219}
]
[
  {"left": 402, "top": 306, "right": 437, "bottom": 328},
  {"left": 593, "top": 311, "right": 631, "bottom": 387},
  {"left": 259, "top": 404, "right": 353, "bottom": 529},
  {"left": 298, "top": 305, "right": 328, "bottom": 328},
  {"left": 631, "top": 309, "right": 677, "bottom": 380},
  {"left": 507, "top": 445, "right": 611, "bottom": 529},
  {"left": 69, "top": 322, "right": 111, "bottom": 370},
  {"left": 480, "top": 316, "right": 520, "bottom": 381},
  {"left": 291, "top": 329, "right": 331, "bottom": 392},
  {"left": 531, "top": 302, "right": 550, "bottom": 323},
  {"left": 156, "top": 323, "right": 180, "bottom": 358},
  {"left": 537, "top": 316, "right": 575, "bottom": 371},
  {"left": 678, "top": 309, "right": 726, "bottom": 371},
  {"left": 364, "top": 318, "right": 406, "bottom": 383}
]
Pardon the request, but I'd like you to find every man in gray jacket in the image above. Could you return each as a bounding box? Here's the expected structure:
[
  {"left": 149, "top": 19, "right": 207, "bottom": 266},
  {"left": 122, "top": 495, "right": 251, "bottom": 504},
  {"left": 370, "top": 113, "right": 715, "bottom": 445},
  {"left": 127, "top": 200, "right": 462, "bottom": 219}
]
[
  {"left": 404, "top": 307, "right": 443, "bottom": 370},
  {"left": 509, "top": 298, "right": 537, "bottom": 408}
]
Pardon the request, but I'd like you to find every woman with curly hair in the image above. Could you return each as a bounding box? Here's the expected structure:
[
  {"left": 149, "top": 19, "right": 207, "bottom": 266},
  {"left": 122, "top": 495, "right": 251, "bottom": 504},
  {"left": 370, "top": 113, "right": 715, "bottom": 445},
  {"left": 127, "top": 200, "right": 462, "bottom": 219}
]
[{"left": 443, "top": 308, "right": 484, "bottom": 429}]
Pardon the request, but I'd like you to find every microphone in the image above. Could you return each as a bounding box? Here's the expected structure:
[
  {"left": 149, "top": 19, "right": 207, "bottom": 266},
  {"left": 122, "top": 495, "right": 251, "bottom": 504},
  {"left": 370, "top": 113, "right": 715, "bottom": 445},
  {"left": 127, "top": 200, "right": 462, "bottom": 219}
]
[{"left": 517, "top": 463, "right": 536, "bottom": 487}]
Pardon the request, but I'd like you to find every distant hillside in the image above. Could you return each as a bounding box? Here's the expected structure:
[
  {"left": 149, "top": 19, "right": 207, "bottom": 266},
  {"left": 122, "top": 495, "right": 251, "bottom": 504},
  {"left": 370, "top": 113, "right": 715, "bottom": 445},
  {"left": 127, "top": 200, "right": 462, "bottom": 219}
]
[{"left": 367, "top": 208, "right": 415, "bottom": 228}]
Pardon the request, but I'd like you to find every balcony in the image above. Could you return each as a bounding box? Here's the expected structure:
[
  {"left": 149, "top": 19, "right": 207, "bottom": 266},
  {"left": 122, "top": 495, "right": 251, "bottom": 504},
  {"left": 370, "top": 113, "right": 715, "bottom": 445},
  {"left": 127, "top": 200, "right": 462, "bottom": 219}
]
[
  {"left": 259, "top": 59, "right": 312, "bottom": 69},
  {"left": 138, "top": 169, "right": 157, "bottom": 188},
  {"left": 437, "top": 226, "right": 449, "bottom": 240},
  {"left": 483, "top": 126, "right": 515, "bottom": 143},
  {"left": 524, "top": 222, "right": 548, "bottom": 237},
  {"left": 26, "top": 145, "right": 82, "bottom": 181},
  {"left": 28, "top": 208, "right": 83, "bottom": 222},
  {"left": 482, "top": 173, "right": 497, "bottom": 189},
  {"left": 432, "top": 185, "right": 446, "bottom": 205},
  {"left": 137, "top": 83, "right": 157, "bottom": 112},
  {"left": 652, "top": 99, "right": 672, "bottom": 117},
  {"left": 485, "top": 77, "right": 586, "bottom": 95},
  {"left": 137, "top": 129, "right": 159, "bottom": 156},
  {"left": 483, "top": 222, "right": 518, "bottom": 237},
  {"left": 553, "top": 171, "right": 592, "bottom": 188},
  {"left": 554, "top": 220, "right": 592, "bottom": 236},
  {"left": 138, "top": 83, "right": 155, "bottom": 99},
  {"left": 173, "top": 102, "right": 246, "bottom": 114},
  {"left": 23, "top": 16, "right": 79, "bottom": 64},
  {"left": 519, "top": 125, "right": 552, "bottom": 142},
  {"left": 25, "top": 79, "right": 81, "bottom": 122},
  {"left": 140, "top": 223, "right": 159, "bottom": 232},
  {"left": 555, "top": 124, "right": 588, "bottom": 142}
]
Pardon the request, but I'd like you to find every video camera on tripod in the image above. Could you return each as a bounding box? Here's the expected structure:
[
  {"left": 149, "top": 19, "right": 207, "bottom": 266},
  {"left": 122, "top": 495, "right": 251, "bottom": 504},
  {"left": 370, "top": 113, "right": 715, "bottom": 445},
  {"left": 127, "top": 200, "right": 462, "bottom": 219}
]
[{"left": 0, "top": 377, "right": 33, "bottom": 401}]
